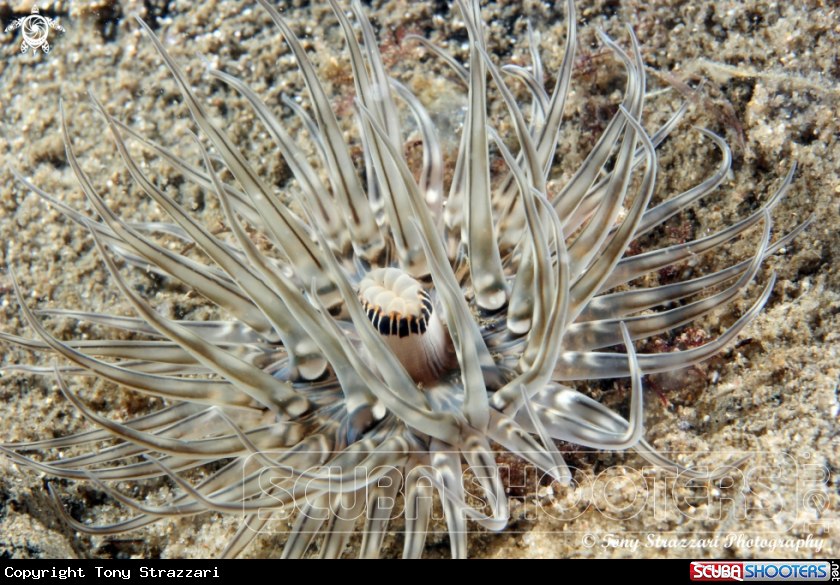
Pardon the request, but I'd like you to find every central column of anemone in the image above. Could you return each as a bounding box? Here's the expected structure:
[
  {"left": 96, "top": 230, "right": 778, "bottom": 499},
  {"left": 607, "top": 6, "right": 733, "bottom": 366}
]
[{"left": 357, "top": 268, "right": 452, "bottom": 385}]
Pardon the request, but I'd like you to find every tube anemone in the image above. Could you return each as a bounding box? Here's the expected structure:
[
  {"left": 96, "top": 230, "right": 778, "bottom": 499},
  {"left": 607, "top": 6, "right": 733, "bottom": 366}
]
[{"left": 1, "top": 0, "right": 808, "bottom": 559}]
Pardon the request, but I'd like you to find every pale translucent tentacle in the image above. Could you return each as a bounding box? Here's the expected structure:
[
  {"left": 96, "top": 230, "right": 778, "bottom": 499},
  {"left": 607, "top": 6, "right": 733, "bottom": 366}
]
[
  {"left": 354, "top": 102, "right": 386, "bottom": 229},
  {"left": 9, "top": 272, "right": 258, "bottom": 410},
  {"left": 491, "top": 191, "right": 569, "bottom": 414},
  {"left": 318, "top": 489, "right": 367, "bottom": 559},
  {"left": 191, "top": 128, "right": 331, "bottom": 380},
  {"left": 402, "top": 459, "right": 434, "bottom": 559},
  {"left": 96, "top": 96, "right": 326, "bottom": 381},
  {"left": 501, "top": 65, "right": 550, "bottom": 121},
  {"left": 486, "top": 410, "right": 570, "bottom": 485},
  {"left": 280, "top": 94, "right": 330, "bottom": 172},
  {"left": 52, "top": 363, "right": 303, "bottom": 457},
  {"left": 577, "top": 216, "right": 810, "bottom": 322},
  {"left": 106, "top": 118, "right": 266, "bottom": 230},
  {"left": 403, "top": 35, "right": 469, "bottom": 86},
  {"left": 486, "top": 127, "right": 551, "bottom": 367},
  {"left": 351, "top": 0, "right": 403, "bottom": 149},
  {"left": 281, "top": 493, "right": 331, "bottom": 559},
  {"left": 564, "top": 212, "right": 770, "bottom": 351},
  {"left": 633, "top": 439, "right": 752, "bottom": 480},
  {"left": 430, "top": 440, "right": 468, "bottom": 559},
  {"left": 201, "top": 62, "right": 349, "bottom": 257},
  {"left": 551, "top": 30, "right": 636, "bottom": 225},
  {"left": 47, "top": 408, "right": 235, "bottom": 469},
  {"left": 356, "top": 104, "right": 505, "bottom": 389},
  {"left": 221, "top": 514, "right": 274, "bottom": 559},
  {"left": 562, "top": 101, "right": 690, "bottom": 238},
  {"left": 626, "top": 128, "right": 732, "bottom": 241},
  {"left": 566, "top": 35, "right": 646, "bottom": 282},
  {"left": 419, "top": 453, "right": 509, "bottom": 533},
  {"left": 455, "top": 0, "right": 507, "bottom": 312},
  {"left": 495, "top": 0, "right": 577, "bottom": 253},
  {"left": 135, "top": 18, "right": 336, "bottom": 307},
  {"left": 518, "top": 385, "right": 572, "bottom": 485},
  {"left": 253, "top": 0, "right": 385, "bottom": 265},
  {"left": 359, "top": 467, "right": 402, "bottom": 559},
  {"left": 600, "top": 166, "right": 794, "bottom": 292},
  {"left": 60, "top": 103, "right": 278, "bottom": 343},
  {"left": 1, "top": 402, "right": 204, "bottom": 450},
  {"left": 554, "top": 276, "right": 776, "bottom": 380},
  {"left": 460, "top": 428, "right": 508, "bottom": 523},
  {"left": 9, "top": 161, "right": 249, "bottom": 272},
  {"left": 0, "top": 333, "right": 262, "bottom": 365},
  {"left": 479, "top": 44, "right": 549, "bottom": 345},
  {"left": 88, "top": 225, "right": 309, "bottom": 415},
  {"left": 34, "top": 310, "right": 265, "bottom": 344},
  {"left": 328, "top": 0, "right": 427, "bottom": 278},
  {"left": 390, "top": 78, "right": 445, "bottom": 226},
  {"left": 567, "top": 105, "right": 658, "bottom": 325}
]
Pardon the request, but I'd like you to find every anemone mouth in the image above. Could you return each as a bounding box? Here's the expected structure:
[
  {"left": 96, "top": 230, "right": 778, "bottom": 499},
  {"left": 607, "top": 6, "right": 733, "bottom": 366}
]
[
  {"left": 357, "top": 267, "right": 454, "bottom": 385},
  {"left": 0, "top": 0, "right": 809, "bottom": 560}
]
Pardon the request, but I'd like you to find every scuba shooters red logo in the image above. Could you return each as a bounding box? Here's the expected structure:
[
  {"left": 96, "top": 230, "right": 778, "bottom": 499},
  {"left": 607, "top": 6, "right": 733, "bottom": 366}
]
[
  {"left": 691, "top": 562, "right": 743, "bottom": 582},
  {"left": 691, "top": 561, "right": 832, "bottom": 581}
]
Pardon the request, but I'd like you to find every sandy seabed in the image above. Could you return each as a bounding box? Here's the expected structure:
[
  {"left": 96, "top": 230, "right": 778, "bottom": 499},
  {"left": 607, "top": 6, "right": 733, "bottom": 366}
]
[{"left": 0, "top": 0, "right": 837, "bottom": 559}]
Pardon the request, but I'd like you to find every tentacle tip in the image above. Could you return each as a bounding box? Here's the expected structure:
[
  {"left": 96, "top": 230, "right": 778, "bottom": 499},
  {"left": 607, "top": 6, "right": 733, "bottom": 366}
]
[{"left": 196, "top": 51, "right": 213, "bottom": 69}]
